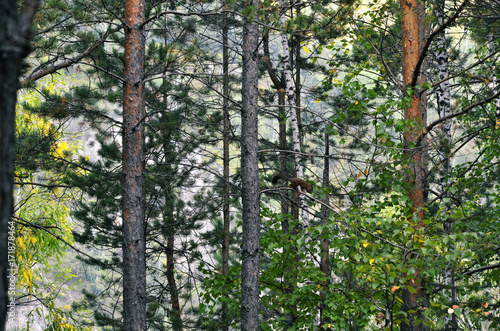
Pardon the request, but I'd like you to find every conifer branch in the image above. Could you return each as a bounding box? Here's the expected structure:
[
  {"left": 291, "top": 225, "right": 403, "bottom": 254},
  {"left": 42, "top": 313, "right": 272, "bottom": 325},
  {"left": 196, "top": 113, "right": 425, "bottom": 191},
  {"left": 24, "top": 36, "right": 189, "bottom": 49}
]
[{"left": 21, "top": 26, "right": 120, "bottom": 87}]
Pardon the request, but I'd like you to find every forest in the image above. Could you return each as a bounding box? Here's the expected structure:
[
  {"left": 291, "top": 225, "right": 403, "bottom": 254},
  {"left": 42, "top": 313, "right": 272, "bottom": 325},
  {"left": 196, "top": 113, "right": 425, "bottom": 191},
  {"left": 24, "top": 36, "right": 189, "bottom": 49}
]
[{"left": 0, "top": 0, "right": 499, "bottom": 330}]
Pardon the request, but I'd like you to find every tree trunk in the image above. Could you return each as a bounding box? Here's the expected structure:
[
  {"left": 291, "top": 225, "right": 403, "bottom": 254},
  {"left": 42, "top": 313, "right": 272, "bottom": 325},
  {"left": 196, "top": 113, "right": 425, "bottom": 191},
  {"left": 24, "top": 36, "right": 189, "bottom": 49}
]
[
  {"left": 0, "top": 1, "right": 39, "bottom": 330},
  {"left": 221, "top": 2, "right": 231, "bottom": 329},
  {"left": 262, "top": 33, "right": 289, "bottom": 228},
  {"left": 278, "top": 0, "right": 302, "bottom": 181},
  {"left": 400, "top": 0, "right": 428, "bottom": 329},
  {"left": 240, "top": 0, "right": 260, "bottom": 329},
  {"left": 488, "top": 32, "right": 500, "bottom": 115},
  {"left": 319, "top": 132, "right": 331, "bottom": 331},
  {"left": 278, "top": 0, "right": 307, "bottom": 230},
  {"left": 434, "top": 1, "right": 457, "bottom": 329},
  {"left": 166, "top": 230, "right": 182, "bottom": 330},
  {"left": 122, "top": 0, "right": 147, "bottom": 330},
  {"left": 161, "top": 114, "right": 182, "bottom": 330}
]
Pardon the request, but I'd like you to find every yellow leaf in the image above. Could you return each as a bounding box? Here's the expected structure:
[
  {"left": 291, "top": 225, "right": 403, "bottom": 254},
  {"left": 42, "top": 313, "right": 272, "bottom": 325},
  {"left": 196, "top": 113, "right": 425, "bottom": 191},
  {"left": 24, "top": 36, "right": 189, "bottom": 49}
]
[
  {"left": 391, "top": 286, "right": 400, "bottom": 292},
  {"left": 362, "top": 240, "right": 370, "bottom": 247},
  {"left": 364, "top": 169, "right": 369, "bottom": 176},
  {"left": 316, "top": 98, "right": 320, "bottom": 104},
  {"left": 369, "top": 259, "right": 375, "bottom": 264}
]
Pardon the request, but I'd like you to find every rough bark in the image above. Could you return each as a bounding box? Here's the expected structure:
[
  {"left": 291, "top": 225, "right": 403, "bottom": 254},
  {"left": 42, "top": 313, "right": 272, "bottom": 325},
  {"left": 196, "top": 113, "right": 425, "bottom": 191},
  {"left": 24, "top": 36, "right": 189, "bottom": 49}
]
[
  {"left": 122, "top": 0, "right": 147, "bottom": 330},
  {"left": 319, "top": 132, "right": 331, "bottom": 331},
  {"left": 221, "top": 2, "right": 230, "bottom": 329},
  {"left": 400, "top": 0, "right": 428, "bottom": 329},
  {"left": 166, "top": 232, "right": 182, "bottom": 330},
  {"left": 240, "top": 1, "right": 260, "bottom": 329},
  {"left": 161, "top": 116, "right": 182, "bottom": 330},
  {"left": 0, "top": 1, "right": 39, "bottom": 330}
]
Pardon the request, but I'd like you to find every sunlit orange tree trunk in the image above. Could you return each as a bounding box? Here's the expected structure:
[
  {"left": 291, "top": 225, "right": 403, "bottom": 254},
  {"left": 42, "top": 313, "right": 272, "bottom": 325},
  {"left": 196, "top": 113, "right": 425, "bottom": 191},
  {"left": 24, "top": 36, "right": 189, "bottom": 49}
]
[
  {"left": 122, "top": 0, "right": 147, "bottom": 330},
  {"left": 400, "top": 0, "right": 428, "bottom": 329}
]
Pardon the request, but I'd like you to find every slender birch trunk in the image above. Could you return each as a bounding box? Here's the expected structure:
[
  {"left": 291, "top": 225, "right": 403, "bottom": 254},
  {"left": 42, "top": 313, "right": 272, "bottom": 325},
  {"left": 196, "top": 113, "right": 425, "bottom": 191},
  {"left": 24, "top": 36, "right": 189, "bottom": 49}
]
[
  {"left": 278, "top": 0, "right": 302, "bottom": 180},
  {"left": 263, "top": 33, "right": 289, "bottom": 225},
  {"left": 278, "top": 0, "right": 308, "bottom": 230},
  {"left": 277, "top": 2, "right": 304, "bottom": 326},
  {"left": 434, "top": 1, "right": 457, "bottom": 329}
]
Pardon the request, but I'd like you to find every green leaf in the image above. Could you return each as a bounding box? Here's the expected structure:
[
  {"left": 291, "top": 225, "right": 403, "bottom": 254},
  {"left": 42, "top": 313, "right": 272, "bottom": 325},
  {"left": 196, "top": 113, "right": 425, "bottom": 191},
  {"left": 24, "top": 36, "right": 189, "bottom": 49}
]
[{"left": 406, "top": 285, "right": 417, "bottom": 294}]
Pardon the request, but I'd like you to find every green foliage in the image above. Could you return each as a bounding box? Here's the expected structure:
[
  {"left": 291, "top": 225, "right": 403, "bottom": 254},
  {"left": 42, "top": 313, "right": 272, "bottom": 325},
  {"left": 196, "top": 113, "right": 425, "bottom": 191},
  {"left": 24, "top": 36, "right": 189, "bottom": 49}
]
[{"left": 13, "top": 76, "right": 91, "bottom": 330}]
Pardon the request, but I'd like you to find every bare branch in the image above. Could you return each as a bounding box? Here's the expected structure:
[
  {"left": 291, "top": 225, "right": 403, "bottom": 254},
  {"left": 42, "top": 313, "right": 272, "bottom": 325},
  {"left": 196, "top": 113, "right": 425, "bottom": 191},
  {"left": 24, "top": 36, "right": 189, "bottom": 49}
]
[
  {"left": 462, "top": 263, "right": 500, "bottom": 276},
  {"left": 14, "top": 181, "right": 74, "bottom": 189},
  {"left": 411, "top": 0, "right": 469, "bottom": 87},
  {"left": 424, "top": 88, "right": 500, "bottom": 136},
  {"left": 21, "top": 26, "right": 121, "bottom": 87}
]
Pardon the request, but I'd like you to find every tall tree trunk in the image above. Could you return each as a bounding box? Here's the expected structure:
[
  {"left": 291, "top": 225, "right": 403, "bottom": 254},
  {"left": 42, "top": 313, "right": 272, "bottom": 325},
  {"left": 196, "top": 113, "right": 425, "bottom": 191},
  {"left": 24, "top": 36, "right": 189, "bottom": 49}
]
[
  {"left": 264, "top": 32, "right": 298, "bottom": 327},
  {"left": 166, "top": 226, "right": 182, "bottom": 330},
  {"left": 221, "top": 2, "right": 231, "bottom": 329},
  {"left": 319, "top": 132, "right": 331, "bottom": 331},
  {"left": 489, "top": 33, "right": 500, "bottom": 115},
  {"left": 277, "top": 4, "right": 302, "bottom": 325},
  {"left": 278, "top": 0, "right": 307, "bottom": 228},
  {"left": 400, "top": 0, "right": 428, "bottom": 329},
  {"left": 161, "top": 114, "right": 183, "bottom": 330},
  {"left": 434, "top": 1, "right": 457, "bottom": 330},
  {"left": 278, "top": 0, "right": 302, "bottom": 180},
  {"left": 294, "top": 14, "right": 301, "bottom": 132},
  {"left": 122, "top": 0, "right": 147, "bottom": 330},
  {"left": 240, "top": 0, "right": 260, "bottom": 329},
  {"left": 263, "top": 33, "right": 288, "bottom": 228},
  {"left": 0, "top": 1, "right": 39, "bottom": 330}
]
